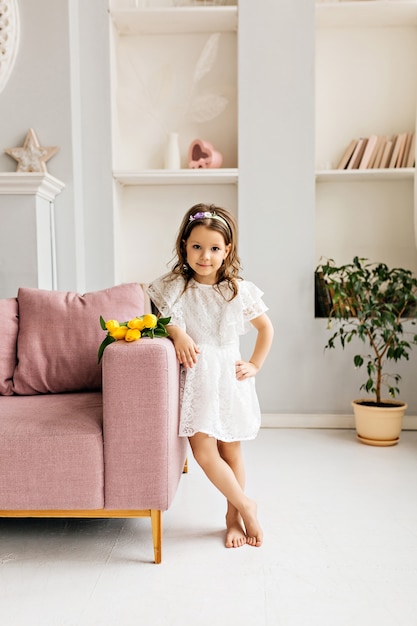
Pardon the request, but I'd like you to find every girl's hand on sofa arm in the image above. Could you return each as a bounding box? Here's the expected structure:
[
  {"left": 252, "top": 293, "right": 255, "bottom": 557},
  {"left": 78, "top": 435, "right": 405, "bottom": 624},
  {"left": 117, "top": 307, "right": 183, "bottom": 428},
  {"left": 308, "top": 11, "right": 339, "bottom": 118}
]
[{"left": 167, "top": 325, "right": 200, "bottom": 368}]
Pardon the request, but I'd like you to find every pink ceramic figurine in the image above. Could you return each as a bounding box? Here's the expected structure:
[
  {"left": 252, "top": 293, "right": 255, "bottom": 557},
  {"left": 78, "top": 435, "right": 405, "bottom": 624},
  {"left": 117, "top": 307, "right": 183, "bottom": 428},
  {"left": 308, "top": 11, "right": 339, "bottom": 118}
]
[{"left": 188, "top": 139, "right": 223, "bottom": 169}]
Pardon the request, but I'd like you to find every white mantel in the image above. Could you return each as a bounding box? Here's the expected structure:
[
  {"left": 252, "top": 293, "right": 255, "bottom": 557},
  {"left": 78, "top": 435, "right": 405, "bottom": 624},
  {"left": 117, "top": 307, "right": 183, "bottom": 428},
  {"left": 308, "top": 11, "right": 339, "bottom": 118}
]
[
  {"left": 0, "top": 172, "right": 65, "bottom": 298},
  {"left": 0, "top": 172, "right": 65, "bottom": 201}
]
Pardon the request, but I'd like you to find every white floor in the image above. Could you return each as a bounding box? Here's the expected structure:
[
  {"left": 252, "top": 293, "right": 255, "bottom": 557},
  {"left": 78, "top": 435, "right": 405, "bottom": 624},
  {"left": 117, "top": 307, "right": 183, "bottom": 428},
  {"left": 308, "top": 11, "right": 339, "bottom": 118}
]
[{"left": 1, "top": 428, "right": 417, "bottom": 626}]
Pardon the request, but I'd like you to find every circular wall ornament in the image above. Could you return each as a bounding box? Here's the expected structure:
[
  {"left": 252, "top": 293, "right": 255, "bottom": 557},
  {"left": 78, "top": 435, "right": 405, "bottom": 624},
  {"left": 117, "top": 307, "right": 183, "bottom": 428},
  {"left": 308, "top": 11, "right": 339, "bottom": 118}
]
[{"left": 0, "top": 0, "right": 20, "bottom": 95}]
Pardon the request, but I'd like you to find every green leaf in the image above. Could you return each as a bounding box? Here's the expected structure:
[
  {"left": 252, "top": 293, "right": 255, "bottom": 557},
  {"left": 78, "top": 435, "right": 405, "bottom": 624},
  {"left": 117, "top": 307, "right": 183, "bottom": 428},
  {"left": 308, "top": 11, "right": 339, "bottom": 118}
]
[
  {"left": 97, "top": 335, "right": 115, "bottom": 364},
  {"left": 365, "top": 378, "right": 373, "bottom": 392},
  {"left": 154, "top": 327, "right": 169, "bottom": 337},
  {"left": 100, "top": 315, "right": 107, "bottom": 330},
  {"left": 353, "top": 355, "right": 363, "bottom": 368}
]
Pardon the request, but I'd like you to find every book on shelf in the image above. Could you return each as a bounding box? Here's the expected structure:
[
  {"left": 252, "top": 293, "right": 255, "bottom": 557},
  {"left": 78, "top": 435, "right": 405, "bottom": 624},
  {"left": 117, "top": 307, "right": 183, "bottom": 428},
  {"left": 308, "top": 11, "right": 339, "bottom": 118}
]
[
  {"left": 406, "top": 131, "right": 415, "bottom": 168},
  {"left": 336, "top": 139, "right": 357, "bottom": 170},
  {"left": 358, "top": 134, "right": 378, "bottom": 169},
  {"left": 385, "top": 134, "right": 397, "bottom": 168},
  {"left": 400, "top": 132, "right": 412, "bottom": 168},
  {"left": 379, "top": 139, "right": 393, "bottom": 169},
  {"left": 389, "top": 132, "right": 407, "bottom": 168},
  {"left": 347, "top": 138, "right": 367, "bottom": 170},
  {"left": 369, "top": 135, "right": 386, "bottom": 169},
  {"left": 395, "top": 133, "right": 410, "bottom": 167}
]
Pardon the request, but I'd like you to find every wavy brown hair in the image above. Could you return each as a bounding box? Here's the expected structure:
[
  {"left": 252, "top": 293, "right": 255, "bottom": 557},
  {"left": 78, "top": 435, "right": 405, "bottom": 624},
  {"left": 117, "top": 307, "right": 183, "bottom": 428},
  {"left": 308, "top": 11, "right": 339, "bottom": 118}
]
[{"left": 170, "top": 203, "right": 241, "bottom": 300}]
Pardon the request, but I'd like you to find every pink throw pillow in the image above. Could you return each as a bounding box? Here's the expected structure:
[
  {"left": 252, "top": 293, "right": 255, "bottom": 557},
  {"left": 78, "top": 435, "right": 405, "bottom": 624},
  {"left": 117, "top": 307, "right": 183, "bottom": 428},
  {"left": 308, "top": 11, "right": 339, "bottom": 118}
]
[
  {"left": 0, "top": 298, "right": 19, "bottom": 395},
  {"left": 12, "top": 284, "right": 145, "bottom": 395}
]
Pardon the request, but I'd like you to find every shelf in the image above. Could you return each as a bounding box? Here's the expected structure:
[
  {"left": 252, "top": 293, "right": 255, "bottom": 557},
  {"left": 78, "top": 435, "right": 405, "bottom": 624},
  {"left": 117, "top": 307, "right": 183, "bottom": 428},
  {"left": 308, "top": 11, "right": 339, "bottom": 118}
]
[
  {"left": 110, "top": 7, "right": 238, "bottom": 35},
  {"left": 113, "top": 168, "right": 238, "bottom": 186},
  {"left": 316, "top": 168, "right": 415, "bottom": 182},
  {"left": 316, "top": 1, "right": 417, "bottom": 28}
]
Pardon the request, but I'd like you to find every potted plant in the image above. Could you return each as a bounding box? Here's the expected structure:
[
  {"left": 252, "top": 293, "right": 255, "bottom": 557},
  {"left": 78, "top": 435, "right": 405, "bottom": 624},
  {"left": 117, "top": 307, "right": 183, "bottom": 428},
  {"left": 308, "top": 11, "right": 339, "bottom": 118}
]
[{"left": 317, "top": 256, "right": 417, "bottom": 446}]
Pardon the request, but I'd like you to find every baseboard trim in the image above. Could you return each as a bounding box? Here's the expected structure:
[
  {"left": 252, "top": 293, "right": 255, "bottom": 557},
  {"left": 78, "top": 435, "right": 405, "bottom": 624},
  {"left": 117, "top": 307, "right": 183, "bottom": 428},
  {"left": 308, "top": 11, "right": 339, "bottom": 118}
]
[{"left": 261, "top": 413, "right": 417, "bottom": 430}]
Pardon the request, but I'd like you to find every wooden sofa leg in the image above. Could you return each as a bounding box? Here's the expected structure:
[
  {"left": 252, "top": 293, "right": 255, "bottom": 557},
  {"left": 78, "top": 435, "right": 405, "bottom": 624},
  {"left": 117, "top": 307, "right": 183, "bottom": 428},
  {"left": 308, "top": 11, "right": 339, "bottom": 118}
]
[
  {"left": 151, "top": 509, "right": 162, "bottom": 564},
  {"left": 183, "top": 457, "right": 188, "bottom": 473},
  {"left": 0, "top": 508, "right": 164, "bottom": 564}
]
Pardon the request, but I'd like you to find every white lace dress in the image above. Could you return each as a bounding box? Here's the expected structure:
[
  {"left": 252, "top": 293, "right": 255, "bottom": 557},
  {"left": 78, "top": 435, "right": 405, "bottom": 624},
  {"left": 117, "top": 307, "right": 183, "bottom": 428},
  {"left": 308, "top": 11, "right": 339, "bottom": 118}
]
[{"left": 147, "top": 275, "right": 268, "bottom": 442}]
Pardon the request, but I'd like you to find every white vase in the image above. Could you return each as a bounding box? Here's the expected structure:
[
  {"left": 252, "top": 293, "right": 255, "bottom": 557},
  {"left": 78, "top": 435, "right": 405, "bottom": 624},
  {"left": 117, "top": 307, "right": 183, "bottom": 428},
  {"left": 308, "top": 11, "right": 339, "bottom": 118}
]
[{"left": 164, "top": 132, "right": 181, "bottom": 169}]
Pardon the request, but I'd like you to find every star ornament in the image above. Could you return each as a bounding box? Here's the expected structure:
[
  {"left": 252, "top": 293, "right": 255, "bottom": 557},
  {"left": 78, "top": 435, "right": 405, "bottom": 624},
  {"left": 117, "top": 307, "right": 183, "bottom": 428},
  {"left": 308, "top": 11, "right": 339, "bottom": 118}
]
[{"left": 5, "top": 128, "right": 58, "bottom": 173}]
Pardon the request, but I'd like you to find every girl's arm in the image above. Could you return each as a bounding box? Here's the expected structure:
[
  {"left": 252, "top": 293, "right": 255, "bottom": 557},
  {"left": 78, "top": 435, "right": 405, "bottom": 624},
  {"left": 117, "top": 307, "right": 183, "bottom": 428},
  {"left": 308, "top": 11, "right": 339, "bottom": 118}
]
[
  {"left": 236, "top": 313, "right": 274, "bottom": 381},
  {"left": 166, "top": 324, "right": 200, "bottom": 368}
]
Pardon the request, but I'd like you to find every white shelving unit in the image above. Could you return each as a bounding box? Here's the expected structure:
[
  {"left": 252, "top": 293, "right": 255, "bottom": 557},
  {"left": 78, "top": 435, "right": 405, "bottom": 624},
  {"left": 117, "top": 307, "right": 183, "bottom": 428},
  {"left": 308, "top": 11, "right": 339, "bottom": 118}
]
[
  {"left": 110, "top": 7, "right": 238, "bottom": 35},
  {"left": 316, "top": 1, "right": 417, "bottom": 28},
  {"left": 315, "top": 1, "right": 417, "bottom": 272},
  {"left": 113, "top": 168, "right": 238, "bottom": 186},
  {"left": 316, "top": 168, "right": 415, "bottom": 183},
  {"left": 108, "top": 2, "right": 238, "bottom": 283}
]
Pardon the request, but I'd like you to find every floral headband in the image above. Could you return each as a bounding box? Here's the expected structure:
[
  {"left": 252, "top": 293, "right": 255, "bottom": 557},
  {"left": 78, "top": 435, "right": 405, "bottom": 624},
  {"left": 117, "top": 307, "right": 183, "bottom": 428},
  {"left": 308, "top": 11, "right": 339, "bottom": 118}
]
[{"left": 188, "top": 211, "right": 230, "bottom": 231}]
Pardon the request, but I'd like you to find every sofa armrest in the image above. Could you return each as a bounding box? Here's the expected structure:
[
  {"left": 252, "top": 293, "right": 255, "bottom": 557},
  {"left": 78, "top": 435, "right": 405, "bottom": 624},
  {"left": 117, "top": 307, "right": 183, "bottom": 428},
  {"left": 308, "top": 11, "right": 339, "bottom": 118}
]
[{"left": 102, "top": 338, "right": 187, "bottom": 511}]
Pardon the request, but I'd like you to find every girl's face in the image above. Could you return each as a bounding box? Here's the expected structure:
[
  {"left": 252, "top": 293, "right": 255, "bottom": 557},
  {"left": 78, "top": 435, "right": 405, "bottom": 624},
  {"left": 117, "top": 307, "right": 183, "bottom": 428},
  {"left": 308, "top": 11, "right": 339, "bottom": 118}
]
[{"left": 184, "top": 224, "right": 231, "bottom": 284}]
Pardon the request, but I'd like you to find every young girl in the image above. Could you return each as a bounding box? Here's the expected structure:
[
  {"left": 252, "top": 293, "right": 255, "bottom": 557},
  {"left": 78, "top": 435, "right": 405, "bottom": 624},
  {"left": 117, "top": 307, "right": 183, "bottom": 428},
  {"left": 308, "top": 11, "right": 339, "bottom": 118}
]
[{"left": 148, "top": 204, "right": 274, "bottom": 549}]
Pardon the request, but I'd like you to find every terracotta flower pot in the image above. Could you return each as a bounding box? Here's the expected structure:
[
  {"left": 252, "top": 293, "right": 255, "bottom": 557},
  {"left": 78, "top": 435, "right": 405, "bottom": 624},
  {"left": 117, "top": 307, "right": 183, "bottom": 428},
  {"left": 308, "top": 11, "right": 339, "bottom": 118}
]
[{"left": 352, "top": 399, "right": 407, "bottom": 446}]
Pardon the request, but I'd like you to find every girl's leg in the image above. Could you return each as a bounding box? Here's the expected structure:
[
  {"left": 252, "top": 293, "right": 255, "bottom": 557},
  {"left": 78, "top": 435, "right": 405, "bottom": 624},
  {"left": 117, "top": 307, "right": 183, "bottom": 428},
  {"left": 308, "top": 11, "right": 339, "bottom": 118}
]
[
  {"left": 189, "top": 432, "right": 263, "bottom": 547},
  {"left": 217, "top": 440, "right": 246, "bottom": 548}
]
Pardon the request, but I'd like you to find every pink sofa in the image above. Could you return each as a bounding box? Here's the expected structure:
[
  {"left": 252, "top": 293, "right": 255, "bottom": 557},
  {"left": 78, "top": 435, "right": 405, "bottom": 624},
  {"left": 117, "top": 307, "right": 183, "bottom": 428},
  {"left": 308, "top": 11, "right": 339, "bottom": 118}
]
[{"left": 0, "top": 284, "right": 187, "bottom": 563}]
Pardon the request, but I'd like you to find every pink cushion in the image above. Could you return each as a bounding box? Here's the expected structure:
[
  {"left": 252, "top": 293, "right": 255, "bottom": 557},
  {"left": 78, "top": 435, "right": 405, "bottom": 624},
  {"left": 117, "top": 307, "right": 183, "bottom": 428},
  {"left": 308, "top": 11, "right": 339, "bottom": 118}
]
[
  {"left": 0, "top": 392, "right": 104, "bottom": 509},
  {"left": 12, "top": 283, "right": 145, "bottom": 395},
  {"left": 0, "top": 298, "right": 18, "bottom": 396}
]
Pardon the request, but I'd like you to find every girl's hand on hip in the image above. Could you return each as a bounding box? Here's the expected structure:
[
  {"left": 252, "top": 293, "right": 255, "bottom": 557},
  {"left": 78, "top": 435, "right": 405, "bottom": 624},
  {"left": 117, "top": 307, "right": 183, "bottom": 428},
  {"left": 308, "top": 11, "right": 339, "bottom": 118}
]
[{"left": 235, "top": 360, "right": 258, "bottom": 381}]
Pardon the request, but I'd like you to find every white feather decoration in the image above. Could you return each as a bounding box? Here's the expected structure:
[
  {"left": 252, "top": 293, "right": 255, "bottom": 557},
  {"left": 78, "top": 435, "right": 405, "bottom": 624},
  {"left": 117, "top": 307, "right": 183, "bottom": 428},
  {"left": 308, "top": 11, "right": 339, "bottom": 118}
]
[
  {"left": 192, "top": 33, "right": 220, "bottom": 84},
  {"left": 189, "top": 94, "right": 229, "bottom": 123},
  {"left": 130, "top": 32, "right": 229, "bottom": 133}
]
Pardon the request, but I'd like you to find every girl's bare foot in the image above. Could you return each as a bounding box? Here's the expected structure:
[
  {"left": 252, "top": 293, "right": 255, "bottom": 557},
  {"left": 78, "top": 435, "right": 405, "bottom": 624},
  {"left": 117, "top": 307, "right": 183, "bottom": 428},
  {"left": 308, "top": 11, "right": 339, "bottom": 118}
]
[
  {"left": 241, "top": 500, "right": 263, "bottom": 547},
  {"left": 225, "top": 513, "right": 247, "bottom": 548}
]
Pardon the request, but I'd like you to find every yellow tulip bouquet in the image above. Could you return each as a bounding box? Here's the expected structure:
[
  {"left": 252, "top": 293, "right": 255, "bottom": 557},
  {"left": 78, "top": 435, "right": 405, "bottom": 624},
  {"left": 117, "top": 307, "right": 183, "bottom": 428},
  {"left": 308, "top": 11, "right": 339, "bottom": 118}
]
[{"left": 98, "top": 314, "right": 171, "bottom": 363}]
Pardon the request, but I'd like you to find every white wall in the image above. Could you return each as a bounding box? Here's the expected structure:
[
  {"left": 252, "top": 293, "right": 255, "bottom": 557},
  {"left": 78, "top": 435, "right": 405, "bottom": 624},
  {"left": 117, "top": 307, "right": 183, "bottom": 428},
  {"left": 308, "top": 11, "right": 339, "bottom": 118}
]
[
  {"left": 239, "top": 0, "right": 318, "bottom": 413},
  {"left": 0, "top": 0, "right": 114, "bottom": 294},
  {"left": 71, "top": 0, "right": 115, "bottom": 292},
  {"left": 0, "top": 0, "right": 79, "bottom": 289},
  {"left": 1, "top": 0, "right": 416, "bottom": 415}
]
